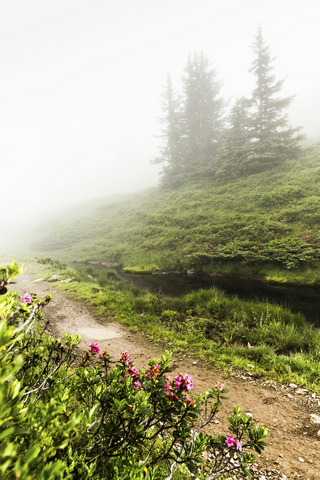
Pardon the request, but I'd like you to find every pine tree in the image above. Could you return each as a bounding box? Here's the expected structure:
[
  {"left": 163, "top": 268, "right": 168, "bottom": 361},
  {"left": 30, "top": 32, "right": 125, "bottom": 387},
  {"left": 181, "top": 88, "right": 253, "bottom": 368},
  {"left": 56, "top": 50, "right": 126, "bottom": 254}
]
[
  {"left": 217, "top": 96, "right": 252, "bottom": 179},
  {"left": 249, "top": 26, "right": 303, "bottom": 171},
  {"left": 152, "top": 75, "right": 184, "bottom": 185},
  {"left": 182, "top": 51, "right": 224, "bottom": 176}
]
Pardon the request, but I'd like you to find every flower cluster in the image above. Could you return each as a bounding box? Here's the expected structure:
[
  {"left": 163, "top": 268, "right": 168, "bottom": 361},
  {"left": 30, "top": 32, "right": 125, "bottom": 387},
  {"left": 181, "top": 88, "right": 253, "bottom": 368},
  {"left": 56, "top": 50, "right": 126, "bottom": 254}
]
[
  {"left": 119, "top": 350, "right": 142, "bottom": 387},
  {"left": 126, "top": 365, "right": 139, "bottom": 378},
  {"left": 173, "top": 373, "right": 194, "bottom": 392},
  {"left": 213, "top": 382, "right": 225, "bottom": 390},
  {"left": 120, "top": 350, "right": 131, "bottom": 365},
  {"left": 165, "top": 373, "right": 195, "bottom": 404},
  {"left": 88, "top": 342, "right": 100, "bottom": 355},
  {"left": 20, "top": 293, "right": 32, "bottom": 304},
  {"left": 225, "top": 435, "right": 242, "bottom": 452},
  {"left": 146, "top": 363, "right": 161, "bottom": 379},
  {"left": 99, "top": 349, "right": 109, "bottom": 359}
]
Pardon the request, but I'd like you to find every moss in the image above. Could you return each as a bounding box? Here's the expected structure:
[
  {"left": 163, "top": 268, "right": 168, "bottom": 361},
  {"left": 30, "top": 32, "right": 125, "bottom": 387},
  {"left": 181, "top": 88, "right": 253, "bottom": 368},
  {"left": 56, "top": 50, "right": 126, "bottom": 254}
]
[{"left": 122, "top": 264, "right": 161, "bottom": 274}]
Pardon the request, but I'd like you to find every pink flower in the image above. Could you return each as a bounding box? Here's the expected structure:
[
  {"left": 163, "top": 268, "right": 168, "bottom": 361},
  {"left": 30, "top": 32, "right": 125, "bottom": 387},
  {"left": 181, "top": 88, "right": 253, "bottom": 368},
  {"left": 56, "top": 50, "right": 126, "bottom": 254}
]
[
  {"left": 236, "top": 441, "right": 242, "bottom": 452},
  {"left": 174, "top": 374, "right": 194, "bottom": 392},
  {"left": 225, "top": 435, "right": 236, "bottom": 448},
  {"left": 126, "top": 366, "right": 139, "bottom": 378},
  {"left": 214, "top": 382, "right": 224, "bottom": 390},
  {"left": 165, "top": 376, "right": 172, "bottom": 392},
  {"left": 133, "top": 380, "right": 142, "bottom": 390},
  {"left": 20, "top": 293, "right": 32, "bottom": 304},
  {"left": 120, "top": 350, "right": 131, "bottom": 365},
  {"left": 88, "top": 342, "right": 100, "bottom": 354}
]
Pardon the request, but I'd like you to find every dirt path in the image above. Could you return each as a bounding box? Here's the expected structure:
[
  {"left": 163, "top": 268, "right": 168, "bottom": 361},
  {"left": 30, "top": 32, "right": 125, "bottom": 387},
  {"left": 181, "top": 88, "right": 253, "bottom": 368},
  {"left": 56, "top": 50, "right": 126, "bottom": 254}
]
[{"left": 13, "top": 274, "right": 320, "bottom": 479}]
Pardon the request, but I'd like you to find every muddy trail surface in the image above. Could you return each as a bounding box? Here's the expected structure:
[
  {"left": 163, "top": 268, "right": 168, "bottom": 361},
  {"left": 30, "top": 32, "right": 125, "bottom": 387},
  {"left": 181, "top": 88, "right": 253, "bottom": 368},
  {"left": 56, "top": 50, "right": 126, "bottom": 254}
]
[{"left": 13, "top": 273, "right": 320, "bottom": 479}]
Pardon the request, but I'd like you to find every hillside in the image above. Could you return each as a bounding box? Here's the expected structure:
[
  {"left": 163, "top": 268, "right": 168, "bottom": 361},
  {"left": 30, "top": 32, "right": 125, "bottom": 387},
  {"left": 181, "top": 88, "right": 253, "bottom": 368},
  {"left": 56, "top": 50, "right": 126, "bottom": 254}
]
[{"left": 27, "top": 142, "right": 320, "bottom": 283}]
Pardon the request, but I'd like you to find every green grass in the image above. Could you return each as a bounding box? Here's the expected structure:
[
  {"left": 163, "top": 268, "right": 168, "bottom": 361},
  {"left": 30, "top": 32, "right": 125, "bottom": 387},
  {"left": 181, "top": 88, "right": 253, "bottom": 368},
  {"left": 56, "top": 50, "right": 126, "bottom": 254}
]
[
  {"left": 24, "top": 259, "right": 320, "bottom": 394},
  {"left": 22, "top": 142, "right": 320, "bottom": 285}
]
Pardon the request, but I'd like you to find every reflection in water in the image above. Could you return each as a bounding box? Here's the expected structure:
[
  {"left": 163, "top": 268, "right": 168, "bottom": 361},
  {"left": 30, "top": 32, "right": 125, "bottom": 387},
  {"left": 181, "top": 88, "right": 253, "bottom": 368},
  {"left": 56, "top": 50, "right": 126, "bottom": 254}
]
[{"left": 81, "top": 263, "right": 320, "bottom": 327}]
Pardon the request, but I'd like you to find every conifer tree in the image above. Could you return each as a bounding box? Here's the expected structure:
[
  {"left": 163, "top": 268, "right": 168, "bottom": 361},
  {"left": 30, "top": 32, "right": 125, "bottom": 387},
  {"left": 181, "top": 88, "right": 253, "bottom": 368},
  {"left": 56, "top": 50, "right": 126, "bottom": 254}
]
[
  {"left": 248, "top": 26, "right": 303, "bottom": 171},
  {"left": 152, "top": 75, "right": 184, "bottom": 184},
  {"left": 182, "top": 51, "right": 224, "bottom": 176},
  {"left": 217, "top": 96, "right": 252, "bottom": 179}
]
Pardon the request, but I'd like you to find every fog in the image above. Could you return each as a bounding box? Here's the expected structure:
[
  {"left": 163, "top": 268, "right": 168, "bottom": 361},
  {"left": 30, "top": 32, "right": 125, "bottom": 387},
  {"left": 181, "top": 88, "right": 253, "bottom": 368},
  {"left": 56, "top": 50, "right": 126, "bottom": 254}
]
[{"left": 1, "top": 0, "right": 320, "bottom": 247}]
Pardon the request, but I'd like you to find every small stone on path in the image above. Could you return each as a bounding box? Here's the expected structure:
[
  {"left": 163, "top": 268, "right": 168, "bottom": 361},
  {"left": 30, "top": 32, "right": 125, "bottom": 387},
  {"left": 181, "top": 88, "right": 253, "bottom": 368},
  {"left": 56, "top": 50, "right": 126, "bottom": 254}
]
[
  {"left": 47, "top": 275, "right": 62, "bottom": 282},
  {"left": 310, "top": 414, "right": 320, "bottom": 424}
]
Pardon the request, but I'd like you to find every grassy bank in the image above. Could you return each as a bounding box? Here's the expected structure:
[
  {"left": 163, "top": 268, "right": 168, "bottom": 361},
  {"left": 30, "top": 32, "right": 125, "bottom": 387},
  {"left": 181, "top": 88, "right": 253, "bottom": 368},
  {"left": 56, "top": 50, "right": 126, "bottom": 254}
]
[
  {"left": 25, "top": 258, "right": 320, "bottom": 394},
  {"left": 23, "top": 142, "right": 320, "bottom": 285}
]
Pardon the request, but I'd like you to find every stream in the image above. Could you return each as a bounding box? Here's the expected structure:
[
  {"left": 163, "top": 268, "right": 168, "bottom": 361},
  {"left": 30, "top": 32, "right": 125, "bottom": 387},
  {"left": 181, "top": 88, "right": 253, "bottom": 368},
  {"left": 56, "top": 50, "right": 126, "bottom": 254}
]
[{"left": 82, "top": 263, "right": 320, "bottom": 327}]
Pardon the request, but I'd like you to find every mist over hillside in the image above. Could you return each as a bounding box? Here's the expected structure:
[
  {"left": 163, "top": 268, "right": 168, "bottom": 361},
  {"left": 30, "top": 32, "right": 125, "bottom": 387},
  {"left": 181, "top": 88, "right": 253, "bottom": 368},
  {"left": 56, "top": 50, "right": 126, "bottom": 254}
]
[{"left": 2, "top": 1, "right": 320, "bottom": 253}]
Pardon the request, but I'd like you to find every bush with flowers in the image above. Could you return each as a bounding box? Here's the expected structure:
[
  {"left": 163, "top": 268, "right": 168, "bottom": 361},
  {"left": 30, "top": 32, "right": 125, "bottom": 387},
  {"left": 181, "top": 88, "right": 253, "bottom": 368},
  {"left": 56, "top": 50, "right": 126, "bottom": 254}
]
[{"left": 0, "top": 261, "right": 269, "bottom": 479}]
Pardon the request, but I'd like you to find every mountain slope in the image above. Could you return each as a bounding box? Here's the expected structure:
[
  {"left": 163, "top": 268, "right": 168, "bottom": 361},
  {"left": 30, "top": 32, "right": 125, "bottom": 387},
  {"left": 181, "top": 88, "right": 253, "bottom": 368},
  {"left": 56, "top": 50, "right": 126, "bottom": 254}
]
[{"left": 27, "top": 143, "right": 320, "bottom": 280}]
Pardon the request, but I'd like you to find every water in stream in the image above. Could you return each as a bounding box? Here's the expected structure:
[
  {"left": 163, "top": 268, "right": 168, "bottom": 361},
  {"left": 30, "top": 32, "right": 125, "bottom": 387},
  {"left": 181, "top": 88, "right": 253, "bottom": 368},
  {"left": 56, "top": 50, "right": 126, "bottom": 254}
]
[{"left": 80, "top": 263, "right": 320, "bottom": 327}]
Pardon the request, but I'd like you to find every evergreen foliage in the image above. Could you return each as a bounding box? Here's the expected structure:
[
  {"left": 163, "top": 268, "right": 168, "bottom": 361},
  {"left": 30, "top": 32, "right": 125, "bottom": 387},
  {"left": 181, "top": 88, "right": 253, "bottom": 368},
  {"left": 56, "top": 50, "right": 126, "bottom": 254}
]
[
  {"left": 181, "top": 52, "right": 224, "bottom": 177},
  {"left": 247, "top": 25, "right": 304, "bottom": 172},
  {"left": 155, "top": 28, "right": 303, "bottom": 184},
  {"left": 151, "top": 75, "right": 184, "bottom": 185},
  {"left": 217, "top": 97, "right": 252, "bottom": 179},
  {"left": 155, "top": 52, "right": 224, "bottom": 184}
]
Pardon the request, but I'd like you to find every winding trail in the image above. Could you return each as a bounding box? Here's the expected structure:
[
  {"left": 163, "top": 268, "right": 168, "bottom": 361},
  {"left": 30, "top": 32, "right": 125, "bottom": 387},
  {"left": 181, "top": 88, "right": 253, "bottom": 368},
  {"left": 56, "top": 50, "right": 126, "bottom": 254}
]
[{"left": 12, "top": 273, "right": 320, "bottom": 479}]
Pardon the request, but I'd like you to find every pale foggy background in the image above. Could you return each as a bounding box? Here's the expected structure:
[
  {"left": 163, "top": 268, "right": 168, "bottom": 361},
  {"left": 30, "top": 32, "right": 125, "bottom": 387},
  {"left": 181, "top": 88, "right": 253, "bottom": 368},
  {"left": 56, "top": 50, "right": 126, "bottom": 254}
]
[{"left": 1, "top": 0, "right": 320, "bottom": 245}]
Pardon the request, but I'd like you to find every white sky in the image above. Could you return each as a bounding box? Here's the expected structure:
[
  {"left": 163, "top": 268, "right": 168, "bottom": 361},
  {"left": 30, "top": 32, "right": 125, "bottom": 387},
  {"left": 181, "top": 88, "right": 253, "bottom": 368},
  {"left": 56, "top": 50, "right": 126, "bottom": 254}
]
[{"left": 1, "top": 0, "right": 320, "bottom": 236}]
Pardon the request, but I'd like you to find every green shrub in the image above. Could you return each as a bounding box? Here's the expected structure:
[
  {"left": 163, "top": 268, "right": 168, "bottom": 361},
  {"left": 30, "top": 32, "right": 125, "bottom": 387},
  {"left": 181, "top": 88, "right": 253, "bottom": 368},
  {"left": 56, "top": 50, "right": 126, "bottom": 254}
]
[{"left": 0, "top": 261, "right": 269, "bottom": 479}]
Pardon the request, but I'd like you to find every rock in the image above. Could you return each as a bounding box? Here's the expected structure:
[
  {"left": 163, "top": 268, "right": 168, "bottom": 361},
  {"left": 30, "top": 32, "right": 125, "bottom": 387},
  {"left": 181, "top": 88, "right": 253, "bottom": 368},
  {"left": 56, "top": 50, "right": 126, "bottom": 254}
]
[
  {"left": 245, "top": 412, "right": 253, "bottom": 417},
  {"left": 247, "top": 342, "right": 252, "bottom": 349},
  {"left": 192, "top": 361, "right": 197, "bottom": 365},
  {"left": 318, "top": 430, "right": 320, "bottom": 436},
  {"left": 60, "top": 279, "right": 72, "bottom": 283},
  {"left": 260, "top": 476, "right": 266, "bottom": 480},
  {"left": 310, "top": 414, "right": 320, "bottom": 424},
  {"left": 47, "top": 275, "right": 61, "bottom": 282},
  {"left": 286, "top": 393, "right": 293, "bottom": 398},
  {"left": 298, "top": 457, "right": 304, "bottom": 462},
  {"left": 32, "top": 278, "right": 44, "bottom": 283},
  {"left": 186, "top": 268, "right": 195, "bottom": 275},
  {"left": 296, "top": 388, "right": 308, "bottom": 395},
  {"left": 289, "top": 383, "right": 297, "bottom": 388}
]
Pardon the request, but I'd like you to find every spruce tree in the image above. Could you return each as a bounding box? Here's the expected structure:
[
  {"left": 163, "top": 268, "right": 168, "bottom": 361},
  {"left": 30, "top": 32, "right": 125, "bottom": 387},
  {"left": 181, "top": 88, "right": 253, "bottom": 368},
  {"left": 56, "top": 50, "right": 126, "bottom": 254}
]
[
  {"left": 248, "top": 26, "right": 303, "bottom": 172},
  {"left": 217, "top": 96, "right": 252, "bottom": 179},
  {"left": 182, "top": 51, "right": 224, "bottom": 176},
  {"left": 152, "top": 75, "right": 184, "bottom": 185}
]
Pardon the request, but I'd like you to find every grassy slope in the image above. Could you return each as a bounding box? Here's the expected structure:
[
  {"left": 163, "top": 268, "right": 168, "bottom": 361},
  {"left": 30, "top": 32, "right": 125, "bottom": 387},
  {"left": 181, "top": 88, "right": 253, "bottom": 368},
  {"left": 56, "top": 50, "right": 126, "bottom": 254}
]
[{"left": 28, "top": 142, "right": 320, "bottom": 283}]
